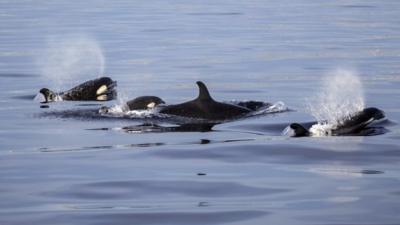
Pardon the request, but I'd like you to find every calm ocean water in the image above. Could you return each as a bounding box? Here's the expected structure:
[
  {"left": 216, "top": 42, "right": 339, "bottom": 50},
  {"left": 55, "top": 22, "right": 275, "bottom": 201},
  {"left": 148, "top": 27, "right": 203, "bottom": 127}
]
[{"left": 1, "top": 0, "right": 400, "bottom": 224}]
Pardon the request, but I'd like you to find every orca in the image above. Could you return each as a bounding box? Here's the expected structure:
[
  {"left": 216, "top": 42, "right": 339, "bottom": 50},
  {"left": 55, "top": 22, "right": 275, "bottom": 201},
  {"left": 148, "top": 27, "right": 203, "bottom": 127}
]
[
  {"left": 38, "top": 77, "right": 116, "bottom": 103},
  {"left": 99, "top": 96, "right": 165, "bottom": 114},
  {"left": 159, "top": 81, "right": 251, "bottom": 121},
  {"left": 286, "top": 107, "right": 385, "bottom": 137},
  {"left": 126, "top": 96, "right": 165, "bottom": 110}
]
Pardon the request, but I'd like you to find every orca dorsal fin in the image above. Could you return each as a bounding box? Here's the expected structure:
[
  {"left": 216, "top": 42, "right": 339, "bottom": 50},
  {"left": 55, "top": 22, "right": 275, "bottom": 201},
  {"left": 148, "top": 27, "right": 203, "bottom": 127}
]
[{"left": 196, "top": 81, "right": 214, "bottom": 101}]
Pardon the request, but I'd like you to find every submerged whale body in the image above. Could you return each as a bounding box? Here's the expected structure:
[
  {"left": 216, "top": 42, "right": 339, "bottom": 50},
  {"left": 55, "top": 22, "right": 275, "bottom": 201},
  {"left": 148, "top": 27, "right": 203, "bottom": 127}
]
[
  {"left": 287, "top": 107, "right": 385, "bottom": 137},
  {"left": 159, "top": 81, "right": 251, "bottom": 121},
  {"left": 38, "top": 77, "right": 116, "bottom": 103},
  {"left": 236, "top": 101, "right": 271, "bottom": 111}
]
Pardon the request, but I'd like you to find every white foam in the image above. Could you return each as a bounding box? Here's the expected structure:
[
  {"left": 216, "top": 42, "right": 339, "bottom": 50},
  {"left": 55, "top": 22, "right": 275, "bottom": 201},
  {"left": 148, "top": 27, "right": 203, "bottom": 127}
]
[
  {"left": 99, "top": 103, "right": 160, "bottom": 119},
  {"left": 124, "top": 108, "right": 159, "bottom": 118},
  {"left": 309, "top": 123, "right": 335, "bottom": 137}
]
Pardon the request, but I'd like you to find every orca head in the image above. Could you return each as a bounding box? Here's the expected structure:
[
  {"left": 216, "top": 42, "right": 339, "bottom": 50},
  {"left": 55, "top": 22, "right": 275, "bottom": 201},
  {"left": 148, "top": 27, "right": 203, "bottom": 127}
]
[
  {"left": 362, "top": 107, "right": 385, "bottom": 120},
  {"left": 94, "top": 77, "right": 117, "bottom": 101},
  {"left": 152, "top": 96, "right": 166, "bottom": 105},
  {"left": 146, "top": 97, "right": 165, "bottom": 109},
  {"left": 196, "top": 81, "right": 214, "bottom": 101},
  {"left": 39, "top": 88, "right": 57, "bottom": 103},
  {"left": 126, "top": 96, "right": 166, "bottom": 111},
  {"left": 97, "top": 77, "right": 114, "bottom": 85},
  {"left": 288, "top": 123, "right": 310, "bottom": 137}
]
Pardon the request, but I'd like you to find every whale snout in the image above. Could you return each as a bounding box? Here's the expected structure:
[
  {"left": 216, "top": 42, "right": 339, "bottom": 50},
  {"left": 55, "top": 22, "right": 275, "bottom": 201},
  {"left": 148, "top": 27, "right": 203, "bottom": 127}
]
[
  {"left": 39, "top": 88, "right": 58, "bottom": 103},
  {"left": 282, "top": 123, "right": 309, "bottom": 137}
]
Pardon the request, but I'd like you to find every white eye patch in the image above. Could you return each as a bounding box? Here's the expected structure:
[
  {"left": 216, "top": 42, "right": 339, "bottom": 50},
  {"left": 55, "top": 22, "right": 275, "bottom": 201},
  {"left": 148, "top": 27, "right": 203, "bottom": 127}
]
[
  {"left": 96, "top": 85, "right": 108, "bottom": 95},
  {"left": 147, "top": 102, "right": 156, "bottom": 108},
  {"left": 96, "top": 95, "right": 108, "bottom": 101}
]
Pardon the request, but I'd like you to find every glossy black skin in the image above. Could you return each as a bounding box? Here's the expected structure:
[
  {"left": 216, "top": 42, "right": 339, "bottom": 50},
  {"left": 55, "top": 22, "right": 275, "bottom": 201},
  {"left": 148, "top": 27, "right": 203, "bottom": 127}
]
[
  {"left": 159, "top": 81, "right": 251, "bottom": 121},
  {"left": 289, "top": 107, "right": 385, "bottom": 137},
  {"left": 40, "top": 77, "right": 116, "bottom": 103},
  {"left": 126, "top": 96, "right": 165, "bottom": 110},
  {"left": 61, "top": 77, "right": 116, "bottom": 101},
  {"left": 289, "top": 123, "right": 310, "bottom": 137},
  {"left": 236, "top": 101, "right": 271, "bottom": 111},
  {"left": 333, "top": 107, "right": 384, "bottom": 135},
  {"left": 39, "top": 88, "right": 57, "bottom": 103}
]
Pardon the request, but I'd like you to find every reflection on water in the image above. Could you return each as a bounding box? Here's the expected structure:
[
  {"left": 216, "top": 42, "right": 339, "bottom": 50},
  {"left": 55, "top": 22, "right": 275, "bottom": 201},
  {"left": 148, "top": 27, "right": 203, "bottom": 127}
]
[
  {"left": 35, "top": 137, "right": 257, "bottom": 153},
  {"left": 119, "top": 123, "right": 216, "bottom": 133},
  {"left": 51, "top": 180, "right": 289, "bottom": 199},
  {"left": 0, "top": 73, "right": 38, "bottom": 78},
  {"left": 308, "top": 165, "right": 384, "bottom": 178},
  {"left": 12, "top": 210, "right": 269, "bottom": 225},
  {"left": 37, "top": 143, "right": 163, "bottom": 153}
]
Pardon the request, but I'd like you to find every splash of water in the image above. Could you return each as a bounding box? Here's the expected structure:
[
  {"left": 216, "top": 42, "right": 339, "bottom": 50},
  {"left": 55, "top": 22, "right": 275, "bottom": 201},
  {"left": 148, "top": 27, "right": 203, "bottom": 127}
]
[
  {"left": 36, "top": 35, "right": 105, "bottom": 91},
  {"left": 99, "top": 104, "right": 162, "bottom": 119},
  {"left": 308, "top": 69, "right": 365, "bottom": 127}
]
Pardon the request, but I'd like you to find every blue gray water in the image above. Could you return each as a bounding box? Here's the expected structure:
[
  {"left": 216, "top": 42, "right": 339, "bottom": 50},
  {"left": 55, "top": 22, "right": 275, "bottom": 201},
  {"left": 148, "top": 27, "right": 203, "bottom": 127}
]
[{"left": 1, "top": 1, "right": 400, "bottom": 224}]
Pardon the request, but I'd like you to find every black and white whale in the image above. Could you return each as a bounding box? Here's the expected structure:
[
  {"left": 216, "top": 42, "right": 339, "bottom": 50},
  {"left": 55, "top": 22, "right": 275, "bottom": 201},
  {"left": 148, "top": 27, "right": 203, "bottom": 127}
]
[
  {"left": 126, "top": 96, "right": 165, "bottom": 110},
  {"left": 38, "top": 77, "right": 117, "bottom": 103},
  {"left": 285, "top": 107, "right": 385, "bottom": 137},
  {"left": 159, "top": 81, "right": 252, "bottom": 121},
  {"left": 99, "top": 96, "right": 165, "bottom": 114}
]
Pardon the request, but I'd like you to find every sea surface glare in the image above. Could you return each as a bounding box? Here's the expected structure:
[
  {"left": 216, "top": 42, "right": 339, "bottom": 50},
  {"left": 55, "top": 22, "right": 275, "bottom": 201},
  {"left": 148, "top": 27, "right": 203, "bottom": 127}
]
[{"left": 1, "top": 1, "right": 400, "bottom": 225}]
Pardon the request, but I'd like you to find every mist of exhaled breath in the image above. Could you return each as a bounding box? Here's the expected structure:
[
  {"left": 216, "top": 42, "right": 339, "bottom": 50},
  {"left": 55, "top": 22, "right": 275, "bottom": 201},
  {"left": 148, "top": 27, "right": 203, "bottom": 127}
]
[
  {"left": 36, "top": 35, "right": 105, "bottom": 91},
  {"left": 307, "top": 69, "right": 365, "bottom": 126}
]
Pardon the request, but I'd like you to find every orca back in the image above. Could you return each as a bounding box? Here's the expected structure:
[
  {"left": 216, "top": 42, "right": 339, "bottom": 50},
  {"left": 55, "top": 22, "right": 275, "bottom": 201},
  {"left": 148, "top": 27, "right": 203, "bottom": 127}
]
[
  {"left": 333, "top": 107, "right": 385, "bottom": 135},
  {"left": 160, "top": 81, "right": 250, "bottom": 120},
  {"left": 62, "top": 77, "right": 116, "bottom": 101}
]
